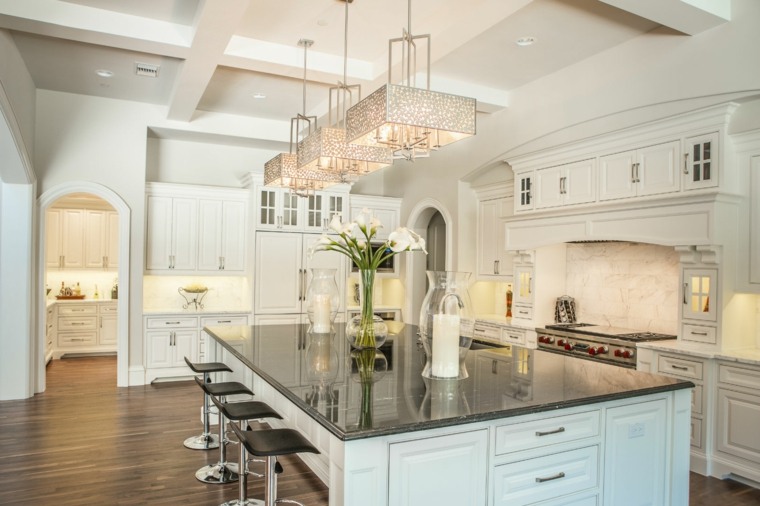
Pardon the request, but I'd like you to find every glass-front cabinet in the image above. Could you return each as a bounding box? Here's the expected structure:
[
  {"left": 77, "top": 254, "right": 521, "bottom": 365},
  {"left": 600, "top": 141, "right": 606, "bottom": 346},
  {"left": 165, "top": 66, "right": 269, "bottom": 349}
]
[
  {"left": 684, "top": 132, "right": 719, "bottom": 191},
  {"left": 257, "top": 188, "right": 301, "bottom": 231},
  {"left": 682, "top": 268, "right": 717, "bottom": 322},
  {"left": 514, "top": 173, "right": 534, "bottom": 213}
]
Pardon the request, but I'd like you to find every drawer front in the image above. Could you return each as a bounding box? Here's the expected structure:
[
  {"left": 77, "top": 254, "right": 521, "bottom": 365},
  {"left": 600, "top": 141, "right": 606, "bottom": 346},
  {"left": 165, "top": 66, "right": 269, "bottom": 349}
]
[
  {"left": 200, "top": 315, "right": 249, "bottom": 327},
  {"left": 99, "top": 303, "right": 118, "bottom": 314},
  {"left": 58, "top": 316, "right": 97, "bottom": 331},
  {"left": 58, "top": 304, "right": 97, "bottom": 316},
  {"left": 474, "top": 323, "right": 501, "bottom": 342},
  {"left": 512, "top": 305, "right": 533, "bottom": 320},
  {"left": 501, "top": 328, "right": 526, "bottom": 346},
  {"left": 146, "top": 317, "right": 198, "bottom": 329},
  {"left": 681, "top": 323, "right": 716, "bottom": 344},
  {"left": 719, "top": 363, "right": 760, "bottom": 390},
  {"left": 58, "top": 331, "right": 97, "bottom": 346},
  {"left": 691, "top": 417, "right": 702, "bottom": 449},
  {"left": 495, "top": 410, "right": 600, "bottom": 455},
  {"left": 657, "top": 354, "right": 703, "bottom": 380},
  {"left": 494, "top": 445, "right": 599, "bottom": 506}
]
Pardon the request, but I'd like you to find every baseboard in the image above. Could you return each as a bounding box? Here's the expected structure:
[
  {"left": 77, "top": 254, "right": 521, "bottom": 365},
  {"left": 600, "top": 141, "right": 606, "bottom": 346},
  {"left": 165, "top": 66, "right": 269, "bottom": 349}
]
[
  {"left": 710, "top": 453, "right": 760, "bottom": 484},
  {"left": 690, "top": 451, "right": 709, "bottom": 476},
  {"left": 128, "top": 366, "right": 146, "bottom": 386}
]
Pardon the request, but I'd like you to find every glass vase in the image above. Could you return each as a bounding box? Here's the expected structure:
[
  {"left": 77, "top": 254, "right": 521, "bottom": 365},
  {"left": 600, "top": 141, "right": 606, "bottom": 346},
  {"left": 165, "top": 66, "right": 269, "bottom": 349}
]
[
  {"left": 306, "top": 268, "right": 340, "bottom": 334},
  {"left": 418, "top": 271, "right": 475, "bottom": 380},
  {"left": 346, "top": 269, "right": 388, "bottom": 349}
]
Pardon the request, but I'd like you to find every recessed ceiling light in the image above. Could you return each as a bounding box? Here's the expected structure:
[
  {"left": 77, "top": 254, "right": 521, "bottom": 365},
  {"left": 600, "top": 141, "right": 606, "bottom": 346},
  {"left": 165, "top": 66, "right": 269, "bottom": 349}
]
[
  {"left": 252, "top": 92, "right": 266, "bottom": 99},
  {"left": 515, "top": 36, "right": 537, "bottom": 47},
  {"left": 95, "top": 69, "right": 114, "bottom": 78}
]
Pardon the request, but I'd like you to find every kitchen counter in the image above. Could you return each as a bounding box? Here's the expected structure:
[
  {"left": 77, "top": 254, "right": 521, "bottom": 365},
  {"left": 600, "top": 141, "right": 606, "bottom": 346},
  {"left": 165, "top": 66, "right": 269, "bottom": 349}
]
[
  {"left": 142, "top": 308, "right": 251, "bottom": 315},
  {"left": 638, "top": 340, "right": 760, "bottom": 366},
  {"left": 206, "top": 323, "right": 692, "bottom": 441},
  {"left": 206, "top": 323, "right": 693, "bottom": 506}
]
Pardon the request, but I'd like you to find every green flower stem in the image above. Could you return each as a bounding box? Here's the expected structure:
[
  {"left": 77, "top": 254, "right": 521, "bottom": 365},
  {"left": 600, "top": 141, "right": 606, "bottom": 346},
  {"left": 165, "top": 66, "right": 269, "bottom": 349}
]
[{"left": 356, "top": 269, "right": 377, "bottom": 348}]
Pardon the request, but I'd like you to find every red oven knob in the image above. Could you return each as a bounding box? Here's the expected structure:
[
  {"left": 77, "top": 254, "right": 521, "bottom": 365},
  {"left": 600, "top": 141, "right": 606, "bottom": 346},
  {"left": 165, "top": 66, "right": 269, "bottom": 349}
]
[
  {"left": 557, "top": 339, "right": 566, "bottom": 347},
  {"left": 588, "top": 346, "right": 607, "bottom": 356},
  {"left": 623, "top": 350, "right": 634, "bottom": 359},
  {"left": 614, "top": 349, "right": 622, "bottom": 357},
  {"left": 564, "top": 342, "right": 574, "bottom": 351}
]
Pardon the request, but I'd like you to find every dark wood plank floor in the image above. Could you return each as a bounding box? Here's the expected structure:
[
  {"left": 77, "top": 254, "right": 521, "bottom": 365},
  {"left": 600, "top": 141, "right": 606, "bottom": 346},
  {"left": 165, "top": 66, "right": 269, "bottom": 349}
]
[{"left": 2, "top": 356, "right": 760, "bottom": 505}]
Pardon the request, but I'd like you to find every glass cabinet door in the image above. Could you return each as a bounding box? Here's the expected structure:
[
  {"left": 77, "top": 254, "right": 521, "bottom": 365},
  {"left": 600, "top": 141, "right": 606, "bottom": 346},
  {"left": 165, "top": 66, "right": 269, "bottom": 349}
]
[
  {"left": 684, "top": 132, "right": 719, "bottom": 190},
  {"left": 682, "top": 268, "right": 717, "bottom": 321}
]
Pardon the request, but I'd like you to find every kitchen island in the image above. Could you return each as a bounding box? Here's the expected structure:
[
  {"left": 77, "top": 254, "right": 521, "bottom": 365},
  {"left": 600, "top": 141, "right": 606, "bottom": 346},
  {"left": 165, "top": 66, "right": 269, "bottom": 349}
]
[{"left": 205, "top": 323, "right": 693, "bottom": 506}]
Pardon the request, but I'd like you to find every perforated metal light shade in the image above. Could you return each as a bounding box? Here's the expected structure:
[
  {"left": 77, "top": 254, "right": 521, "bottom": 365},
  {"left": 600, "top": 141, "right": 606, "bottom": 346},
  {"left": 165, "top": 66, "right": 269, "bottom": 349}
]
[
  {"left": 297, "top": 126, "right": 393, "bottom": 177},
  {"left": 345, "top": 83, "right": 477, "bottom": 154},
  {"left": 264, "top": 152, "right": 341, "bottom": 192}
]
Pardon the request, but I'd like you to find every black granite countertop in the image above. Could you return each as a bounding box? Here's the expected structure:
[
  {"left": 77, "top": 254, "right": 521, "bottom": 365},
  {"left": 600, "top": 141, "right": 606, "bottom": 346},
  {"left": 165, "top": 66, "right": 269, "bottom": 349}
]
[{"left": 204, "top": 323, "right": 693, "bottom": 441}]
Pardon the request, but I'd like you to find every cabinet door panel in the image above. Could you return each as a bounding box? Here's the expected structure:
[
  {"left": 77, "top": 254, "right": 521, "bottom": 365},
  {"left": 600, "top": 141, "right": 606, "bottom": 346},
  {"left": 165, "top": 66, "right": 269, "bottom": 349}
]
[
  {"left": 61, "top": 209, "right": 85, "bottom": 268},
  {"left": 145, "top": 196, "right": 173, "bottom": 270},
  {"left": 172, "top": 329, "right": 198, "bottom": 366},
  {"left": 599, "top": 150, "right": 636, "bottom": 201},
  {"left": 638, "top": 140, "right": 680, "bottom": 196},
  {"left": 565, "top": 159, "right": 596, "bottom": 205},
  {"left": 106, "top": 211, "right": 119, "bottom": 268},
  {"left": 477, "top": 200, "right": 499, "bottom": 276},
  {"left": 388, "top": 430, "right": 488, "bottom": 506},
  {"left": 84, "top": 210, "right": 107, "bottom": 268},
  {"left": 717, "top": 388, "right": 760, "bottom": 464},
  {"left": 254, "top": 232, "right": 303, "bottom": 313},
  {"left": 171, "top": 198, "right": 198, "bottom": 270},
  {"left": 146, "top": 331, "right": 173, "bottom": 368},
  {"left": 99, "top": 315, "right": 117, "bottom": 345},
  {"left": 46, "top": 209, "right": 62, "bottom": 268},
  {"left": 221, "top": 200, "right": 247, "bottom": 271},
  {"left": 684, "top": 133, "right": 718, "bottom": 191},
  {"left": 535, "top": 166, "right": 564, "bottom": 209},
  {"left": 197, "top": 199, "right": 223, "bottom": 271}
]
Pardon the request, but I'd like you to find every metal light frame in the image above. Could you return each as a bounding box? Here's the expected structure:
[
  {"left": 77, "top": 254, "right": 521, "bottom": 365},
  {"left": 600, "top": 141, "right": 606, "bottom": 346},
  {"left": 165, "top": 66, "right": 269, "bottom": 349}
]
[{"left": 345, "top": 0, "right": 476, "bottom": 161}]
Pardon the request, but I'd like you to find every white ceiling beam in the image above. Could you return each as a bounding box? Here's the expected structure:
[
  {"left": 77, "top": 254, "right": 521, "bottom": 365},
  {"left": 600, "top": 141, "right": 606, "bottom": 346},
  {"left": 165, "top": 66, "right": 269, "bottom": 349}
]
[
  {"left": 166, "top": 0, "right": 251, "bottom": 122},
  {"left": 599, "top": 0, "right": 731, "bottom": 35},
  {"left": 0, "top": 0, "right": 192, "bottom": 57}
]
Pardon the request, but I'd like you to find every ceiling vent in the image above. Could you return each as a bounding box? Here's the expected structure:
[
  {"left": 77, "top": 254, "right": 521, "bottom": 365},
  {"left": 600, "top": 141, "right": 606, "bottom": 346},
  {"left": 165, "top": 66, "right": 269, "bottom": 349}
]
[{"left": 135, "top": 62, "right": 160, "bottom": 78}]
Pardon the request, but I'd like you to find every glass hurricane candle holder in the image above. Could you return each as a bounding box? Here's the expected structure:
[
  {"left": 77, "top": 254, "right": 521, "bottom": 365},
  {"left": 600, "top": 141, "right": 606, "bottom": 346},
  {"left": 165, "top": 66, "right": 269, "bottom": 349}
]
[
  {"left": 419, "top": 271, "right": 475, "bottom": 380},
  {"left": 306, "top": 268, "right": 340, "bottom": 334}
]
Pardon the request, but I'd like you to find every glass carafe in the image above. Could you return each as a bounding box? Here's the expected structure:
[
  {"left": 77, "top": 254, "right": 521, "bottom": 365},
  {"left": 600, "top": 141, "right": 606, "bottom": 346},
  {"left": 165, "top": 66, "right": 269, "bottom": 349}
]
[
  {"left": 418, "top": 271, "right": 475, "bottom": 379},
  {"left": 306, "top": 268, "right": 340, "bottom": 334}
]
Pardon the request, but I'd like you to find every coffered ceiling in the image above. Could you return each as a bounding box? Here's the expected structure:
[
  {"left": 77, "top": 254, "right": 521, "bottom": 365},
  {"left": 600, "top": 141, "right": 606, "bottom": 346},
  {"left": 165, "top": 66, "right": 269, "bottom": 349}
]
[{"left": 0, "top": 0, "right": 730, "bottom": 140}]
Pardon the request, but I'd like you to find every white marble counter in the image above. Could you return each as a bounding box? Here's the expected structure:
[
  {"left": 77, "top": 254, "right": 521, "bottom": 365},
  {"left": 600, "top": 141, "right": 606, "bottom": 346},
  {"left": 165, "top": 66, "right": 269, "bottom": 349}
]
[
  {"left": 47, "top": 298, "right": 117, "bottom": 307},
  {"left": 475, "top": 314, "right": 536, "bottom": 331},
  {"left": 142, "top": 308, "right": 251, "bottom": 316},
  {"left": 637, "top": 340, "right": 760, "bottom": 366}
]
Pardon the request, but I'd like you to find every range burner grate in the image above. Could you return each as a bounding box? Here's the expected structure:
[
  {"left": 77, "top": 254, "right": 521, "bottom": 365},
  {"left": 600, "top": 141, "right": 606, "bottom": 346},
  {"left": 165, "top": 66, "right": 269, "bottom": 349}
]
[{"left": 616, "top": 332, "right": 676, "bottom": 340}]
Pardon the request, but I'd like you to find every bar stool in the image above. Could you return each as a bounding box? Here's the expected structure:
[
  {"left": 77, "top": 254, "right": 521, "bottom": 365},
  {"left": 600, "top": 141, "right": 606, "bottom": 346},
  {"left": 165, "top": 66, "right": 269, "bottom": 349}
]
[
  {"left": 208, "top": 395, "right": 283, "bottom": 506},
  {"left": 227, "top": 420, "right": 320, "bottom": 506},
  {"left": 184, "top": 356, "right": 233, "bottom": 450},
  {"left": 193, "top": 376, "right": 255, "bottom": 484}
]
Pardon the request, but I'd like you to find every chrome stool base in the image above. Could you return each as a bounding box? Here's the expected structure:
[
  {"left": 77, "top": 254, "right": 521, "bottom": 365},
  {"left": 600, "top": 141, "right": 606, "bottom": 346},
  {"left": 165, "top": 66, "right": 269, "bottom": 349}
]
[
  {"left": 195, "top": 462, "right": 240, "bottom": 484},
  {"left": 220, "top": 500, "right": 264, "bottom": 506},
  {"left": 184, "top": 432, "right": 220, "bottom": 450}
]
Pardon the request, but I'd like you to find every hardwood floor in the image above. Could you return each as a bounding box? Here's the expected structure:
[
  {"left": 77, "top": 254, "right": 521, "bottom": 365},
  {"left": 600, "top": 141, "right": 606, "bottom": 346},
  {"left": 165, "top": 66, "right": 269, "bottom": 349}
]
[{"left": 2, "top": 356, "right": 759, "bottom": 505}]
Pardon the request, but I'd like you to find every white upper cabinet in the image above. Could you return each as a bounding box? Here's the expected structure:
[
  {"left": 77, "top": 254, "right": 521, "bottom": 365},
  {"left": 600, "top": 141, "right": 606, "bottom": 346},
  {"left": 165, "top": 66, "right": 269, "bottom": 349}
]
[
  {"left": 47, "top": 207, "right": 118, "bottom": 270},
  {"left": 197, "top": 199, "right": 247, "bottom": 272},
  {"left": 256, "top": 187, "right": 302, "bottom": 231},
  {"left": 145, "top": 183, "right": 248, "bottom": 274},
  {"left": 349, "top": 195, "right": 402, "bottom": 241},
  {"left": 84, "top": 210, "right": 118, "bottom": 269},
  {"left": 475, "top": 182, "right": 514, "bottom": 280},
  {"left": 683, "top": 132, "right": 719, "bottom": 191},
  {"left": 304, "top": 192, "right": 346, "bottom": 233},
  {"left": 599, "top": 141, "right": 680, "bottom": 201},
  {"left": 514, "top": 173, "right": 534, "bottom": 213},
  {"left": 535, "top": 159, "right": 595, "bottom": 209}
]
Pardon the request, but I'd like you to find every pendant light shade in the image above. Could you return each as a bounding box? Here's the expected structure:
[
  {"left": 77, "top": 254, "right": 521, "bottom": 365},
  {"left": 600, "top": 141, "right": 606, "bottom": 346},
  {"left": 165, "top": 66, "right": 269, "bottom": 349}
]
[{"left": 345, "top": 0, "right": 476, "bottom": 160}]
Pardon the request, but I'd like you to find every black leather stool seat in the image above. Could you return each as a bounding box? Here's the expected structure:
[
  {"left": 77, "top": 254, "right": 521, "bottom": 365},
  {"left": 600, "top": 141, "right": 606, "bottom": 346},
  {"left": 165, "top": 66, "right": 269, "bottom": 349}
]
[
  {"left": 211, "top": 397, "right": 282, "bottom": 423},
  {"left": 194, "top": 376, "right": 253, "bottom": 397},
  {"left": 230, "top": 423, "right": 319, "bottom": 458},
  {"left": 185, "top": 356, "right": 232, "bottom": 374}
]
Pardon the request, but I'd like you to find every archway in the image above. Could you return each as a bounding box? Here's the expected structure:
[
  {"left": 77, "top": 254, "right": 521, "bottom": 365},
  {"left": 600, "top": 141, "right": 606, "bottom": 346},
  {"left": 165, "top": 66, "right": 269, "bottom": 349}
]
[
  {"left": 37, "top": 182, "right": 130, "bottom": 389},
  {"left": 403, "top": 198, "right": 454, "bottom": 325}
]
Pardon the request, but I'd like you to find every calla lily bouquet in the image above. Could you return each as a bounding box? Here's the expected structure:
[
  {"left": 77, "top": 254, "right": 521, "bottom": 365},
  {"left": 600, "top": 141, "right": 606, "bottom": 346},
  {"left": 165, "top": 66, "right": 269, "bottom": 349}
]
[{"left": 308, "top": 208, "right": 427, "bottom": 268}]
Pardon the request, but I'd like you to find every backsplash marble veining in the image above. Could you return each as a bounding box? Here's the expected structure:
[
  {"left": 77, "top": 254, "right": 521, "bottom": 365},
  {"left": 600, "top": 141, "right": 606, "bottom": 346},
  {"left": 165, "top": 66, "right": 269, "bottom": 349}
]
[
  {"left": 565, "top": 242, "right": 679, "bottom": 334},
  {"left": 143, "top": 276, "right": 250, "bottom": 312}
]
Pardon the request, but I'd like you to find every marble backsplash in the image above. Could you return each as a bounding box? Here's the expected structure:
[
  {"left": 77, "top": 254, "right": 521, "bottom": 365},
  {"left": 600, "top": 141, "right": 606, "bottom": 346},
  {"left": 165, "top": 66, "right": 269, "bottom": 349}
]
[
  {"left": 565, "top": 242, "right": 680, "bottom": 334},
  {"left": 143, "top": 275, "right": 250, "bottom": 312}
]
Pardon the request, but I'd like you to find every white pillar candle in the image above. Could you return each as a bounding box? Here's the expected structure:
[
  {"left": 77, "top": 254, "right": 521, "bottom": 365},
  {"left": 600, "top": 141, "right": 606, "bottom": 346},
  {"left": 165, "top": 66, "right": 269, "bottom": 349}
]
[
  {"left": 432, "top": 314, "right": 460, "bottom": 378},
  {"left": 312, "top": 294, "right": 332, "bottom": 333}
]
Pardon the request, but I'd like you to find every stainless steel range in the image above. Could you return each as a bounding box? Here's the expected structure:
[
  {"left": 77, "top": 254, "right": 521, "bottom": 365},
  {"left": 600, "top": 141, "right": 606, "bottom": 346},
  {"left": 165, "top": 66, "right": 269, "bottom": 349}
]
[{"left": 535, "top": 323, "right": 677, "bottom": 369}]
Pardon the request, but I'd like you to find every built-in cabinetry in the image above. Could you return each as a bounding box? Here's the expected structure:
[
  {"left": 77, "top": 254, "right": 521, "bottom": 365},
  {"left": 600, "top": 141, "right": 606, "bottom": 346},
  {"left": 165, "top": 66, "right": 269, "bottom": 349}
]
[
  {"left": 256, "top": 185, "right": 347, "bottom": 234},
  {"left": 145, "top": 183, "right": 249, "bottom": 273},
  {"left": 683, "top": 133, "right": 719, "bottom": 191},
  {"left": 535, "top": 158, "right": 595, "bottom": 209},
  {"left": 511, "top": 245, "right": 567, "bottom": 327},
  {"left": 714, "top": 361, "right": 760, "bottom": 482},
  {"left": 751, "top": 155, "right": 760, "bottom": 288},
  {"left": 46, "top": 208, "right": 118, "bottom": 270},
  {"left": 52, "top": 301, "right": 117, "bottom": 358},
  {"left": 598, "top": 140, "right": 680, "bottom": 201},
  {"left": 348, "top": 195, "right": 402, "bottom": 241},
  {"left": 474, "top": 182, "right": 514, "bottom": 279},
  {"left": 677, "top": 246, "right": 720, "bottom": 346},
  {"left": 45, "top": 304, "right": 56, "bottom": 363},
  {"left": 144, "top": 313, "right": 250, "bottom": 382}
]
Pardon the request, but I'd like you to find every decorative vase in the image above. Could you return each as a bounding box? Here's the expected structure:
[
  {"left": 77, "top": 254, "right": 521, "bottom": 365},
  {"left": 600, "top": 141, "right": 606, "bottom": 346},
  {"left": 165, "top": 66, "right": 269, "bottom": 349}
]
[
  {"left": 306, "top": 268, "right": 340, "bottom": 334},
  {"left": 346, "top": 268, "right": 388, "bottom": 349},
  {"left": 418, "top": 271, "right": 475, "bottom": 380},
  {"left": 350, "top": 348, "right": 388, "bottom": 429}
]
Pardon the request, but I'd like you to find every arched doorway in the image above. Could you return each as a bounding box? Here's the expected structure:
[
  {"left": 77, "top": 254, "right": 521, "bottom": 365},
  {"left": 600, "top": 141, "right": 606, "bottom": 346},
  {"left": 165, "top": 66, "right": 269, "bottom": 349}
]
[
  {"left": 404, "top": 199, "right": 454, "bottom": 325},
  {"left": 37, "top": 182, "right": 130, "bottom": 390}
]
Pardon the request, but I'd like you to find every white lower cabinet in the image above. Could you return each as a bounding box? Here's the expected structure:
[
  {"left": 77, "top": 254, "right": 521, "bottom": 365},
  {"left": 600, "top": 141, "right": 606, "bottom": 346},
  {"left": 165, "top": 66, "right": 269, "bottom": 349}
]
[
  {"left": 388, "top": 429, "right": 488, "bottom": 506},
  {"left": 715, "top": 362, "right": 760, "bottom": 479},
  {"left": 53, "top": 302, "right": 117, "bottom": 358},
  {"left": 146, "top": 328, "right": 197, "bottom": 369},
  {"left": 603, "top": 399, "right": 668, "bottom": 506}
]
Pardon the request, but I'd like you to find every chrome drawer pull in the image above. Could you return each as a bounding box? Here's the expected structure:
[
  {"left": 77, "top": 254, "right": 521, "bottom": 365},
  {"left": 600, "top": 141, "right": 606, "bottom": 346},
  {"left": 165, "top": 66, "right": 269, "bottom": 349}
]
[
  {"left": 217, "top": 320, "right": 232, "bottom": 324},
  {"left": 535, "top": 427, "right": 565, "bottom": 437},
  {"left": 690, "top": 331, "right": 708, "bottom": 336},
  {"left": 536, "top": 471, "right": 566, "bottom": 483},
  {"left": 165, "top": 321, "right": 181, "bottom": 325},
  {"left": 671, "top": 365, "right": 688, "bottom": 371}
]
